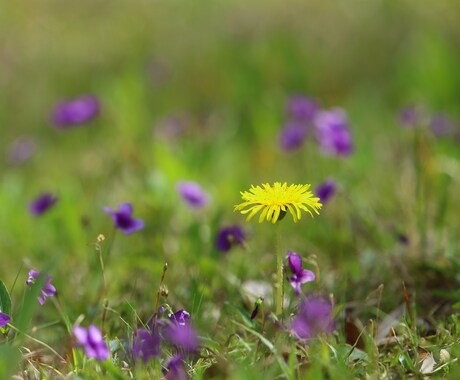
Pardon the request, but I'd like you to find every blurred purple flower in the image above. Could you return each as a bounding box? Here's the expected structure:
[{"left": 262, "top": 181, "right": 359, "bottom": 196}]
[
  {"left": 315, "top": 179, "right": 337, "bottom": 205},
  {"left": 26, "top": 269, "right": 56, "bottom": 305},
  {"left": 292, "top": 296, "right": 335, "bottom": 339},
  {"left": 397, "top": 233, "right": 409, "bottom": 245},
  {"left": 279, "top": 122, "right": 308, "bottom": 151},
  {"left": 169, "top": 309, "right": 190, "bottom": 327},
  {"left": 164, "top": 354, "right": 189, "bottom": 380},
  {"left": 0, "top": 312, "right": 10, "bottom": 327},
  {"left": 52, "top": 95, "right": 100, "bottom": 128},
  {"left": 430, "top": 114, "right": 453, "bottom": 136},
  {"left": 286, "top": 95, "right": 319, "bottom": 123},
  {"left": 176, "top": 181, "right": 210, "bottom": 209},
  {"left": 104, "top": 203, "right": 144, "bottom": 235},
  {"left": 314, "top": 108, "right": 353, "bottom": 157},
  {"left": 8, "top": 136, "right": 37, "bottom": 165},
  {"left": 398, "top": 106, "right": 420, "bottom": 128},
  {"left": 215, "top": 225, "right": 245, "bottom": 252},
  {"left": 73, "top": 324, "right": 109, "bottom": 361},
  {"left": 132, "top": 328, "right": 161, "bottom": 363},
  {"left": 29, "top": 193, "right": 57, "bottom": 216},
  {"left": 155, "top": 115, "right": 189, "bottom": 140},
  {"left": 166, "top": 324, "right": 199, "bottom": 352},
  {"left": 286, "top": 252, "right": 315, "bottom": 295}
]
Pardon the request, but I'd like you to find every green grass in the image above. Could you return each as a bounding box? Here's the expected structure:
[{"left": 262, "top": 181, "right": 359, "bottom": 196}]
[{"left": 2, "top": 0, "right": 460, "bottom": 378}]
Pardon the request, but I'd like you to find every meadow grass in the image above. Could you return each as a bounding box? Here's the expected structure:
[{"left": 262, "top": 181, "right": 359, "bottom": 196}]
[{"left": 1, "top": 1, "right": 460, "bottom": 378}]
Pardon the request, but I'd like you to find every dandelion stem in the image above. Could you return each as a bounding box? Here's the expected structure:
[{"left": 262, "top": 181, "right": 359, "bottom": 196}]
[{"left": 275, "top": 223, "right": 284, "bottom": 317}]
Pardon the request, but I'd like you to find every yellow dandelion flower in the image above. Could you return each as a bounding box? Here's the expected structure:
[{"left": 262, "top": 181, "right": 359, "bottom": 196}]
[{"left": 234, "top": 182, "right": 322, "bottom": 224}]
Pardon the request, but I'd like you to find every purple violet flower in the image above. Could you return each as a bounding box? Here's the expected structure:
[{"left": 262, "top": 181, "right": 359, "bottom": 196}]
[
  {"left": 291, "top": 296, "right": 335, "bottom": 339},
  {"left": 166, "top": 324, "right": 199, "bottom": 352},
  {"left": 430, "top": 114, "right": 453, "bottom": 136},
  {"left": 286, "top": 252, "right": 315, "bottom": 296},
  {"left": 104, "top": 203, "right": 144, "bottom": 235},
  {"left": 52, "top": 95, "right": 100, "bottom": 128},
  {"left": 215, "top": 225, "right": 245, "bottom": 252},
  {"left": 314, "top": 108, "right": 353, "bottom": 157},
  {"left": 26, "top": 269, "right": 56, "bottom": 305},
  {"left": 73, "top": 324, "right": 110, "bottom": 361},
  {"left": 0, "top": 312, "right": 10, "bottom": 327},
  {"left": 29, "top": 193, "right": 57, "bottom": 216},
  {"left": 315, "top": 179, "right": 337, "bottom": 205},
  {"left": 8, "top": 136, "right": 37, "bottom": 165},
  {"left": 132, "top": 328, "right": 161, "bottom": 363},
  {"left": 164, "top": 354, "right": 189, "bottom": 380},
  {"left": 286, "top": 95, "right": 319, "bottom": 123},
  {"left": 176, "top": 181, "right": 210, "bottom": 209},
  {"left": 398, "top": 105, "right": 420, "bottom": 128},
  {"left": 279, "top": 121, "right": 308, "bottom": 151},
  {"left": 169, "top": 309, "right": 190, "bottom": 327}
]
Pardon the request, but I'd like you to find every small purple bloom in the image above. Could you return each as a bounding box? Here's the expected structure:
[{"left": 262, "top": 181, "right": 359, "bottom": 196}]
[
  {"left": 215, "top": 225, "right": 245, "bottom": 252},
  {"left": 169, "top": 309, "right": 190, "bottom": 327},
  {"left": 155, "top": 114, "right": 189, "bottom": 140},
  {"left": 104, "top": 203, "right": 144, "bottom": 235},
  {"left": 52, "top": 95, "right": 100, "bottom": 128},
  {"left": 286, "top": 251, "right": 315, "bottom": 296},
  {"left": 430, "top": 114, "right": 453, "bottom": 136},
  {"left": 292, "top": 296, "right": 335, "bottom": 339},
  {"left": 398, "top": 106, "right": 420, "bottom": 128},
  {"left": 132, "top": 328, "right": 161, "bottom": 363},
  {"left": 8, "top": 136, "right": 37, "bottom": 165},
  {"left": 250, "top": 296, "right": 264, "bottom": 320},
  {"left": 73, "top": 324, "right": 109, "bottom": 361},
  {"left": 166, "top": 323, "right": 199, "bottom": 352},
  {"left": 164, "top": 354, "right": 189, "bottom": 380},
  {"left": 29, "top": 193, "right": 57, "bottom": 216},
  {"left": 176, "top": 181, "right": 210, "bottom": 209},
  {"left": 314, "top": 108, "right": 353, "bottom": 157},
  {"left": 0, "top": 312, "right": 10, "bottom": 327},
  {"left": 279, "top": 122, "right": 308, "bottom": 151},
  {"left": 315, "top": 179, "right": 337, "bottom": 205},
  {"left": 286, "top": 95, "right": 319, "bottom": 123},
  {"left": 26, "top": 269, "right": 56, "bottom": 305},
  {"left": 396, "top": 232, "right": 409, "bottom": 245}
]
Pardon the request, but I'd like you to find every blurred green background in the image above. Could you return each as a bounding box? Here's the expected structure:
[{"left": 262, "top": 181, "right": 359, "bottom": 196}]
[{"left": 1, "top": 0, "right": 460, "bottom": 340}]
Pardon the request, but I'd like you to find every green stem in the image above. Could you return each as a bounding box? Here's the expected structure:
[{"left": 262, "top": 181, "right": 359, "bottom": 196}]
[{"left": 275, "top": 224, "right": 283, "bottom": 317}]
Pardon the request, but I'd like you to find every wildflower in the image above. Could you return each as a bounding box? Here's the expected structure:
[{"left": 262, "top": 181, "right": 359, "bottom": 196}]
[
  {"left": 52, "top": 95, "right": 100, "bottom": 128},
  {"left": 398, "top": 105, "right": 420, "bottom": 128},
  {"left": 234, "top": 182, "right": 322, "bottom": 224},
  {"left": 215, "top": 225, "right": 245, "bottom": 252},
  {"left": 73, "top": 324, "right": 109, "bottom": 361},
  {"left": 291, "top": 296, "right": 335, "bottom": 339},
  {"left": 169, "top": 309, "right": 190, "bottom": 326},
  {"left": 279, "top": 122, "right": 308, "bottom": 151},
  {"left": 104, "top": 203, "right": 144, "bottom": 235},
  {"left": 286, "top": 95, "right": 318, "bottom": 123},
  {"left": 250, "top": 296, "right": 264, "bottom": 320},
  {"left": 286, "top": 252, "right": 315, "bottom": 295},
  {"left": 430, "top": 114, "right": 453, "bottom": 136},
  {"left": 176, "top": 181, "right": 210, "bottom": 209},
  {"left": 29, "top": 193, "right": 57, "bottom": 216},
  {"left": 0, "top": 312, "right": 10, "bottom": 327},
  {"left": 165, "top": 309, "right": 199, "bottom": 352},
  {"left": 26, "top": 269, "right": 56, "bottom": 305},
  {"left": 164, "top": 354, "right": 188, "bottom": 380},
  {"left": 8, "top": 136, "right": 36, "bottom": 165},
  {"left": 314, "top": 108, "right": 353, "bottom": 157},
  {"left": 132, "top": 328, "right": 161, "bottom": 363},
  {"left": 315, "top": 179, "right": 337, "bottom": 204}
]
